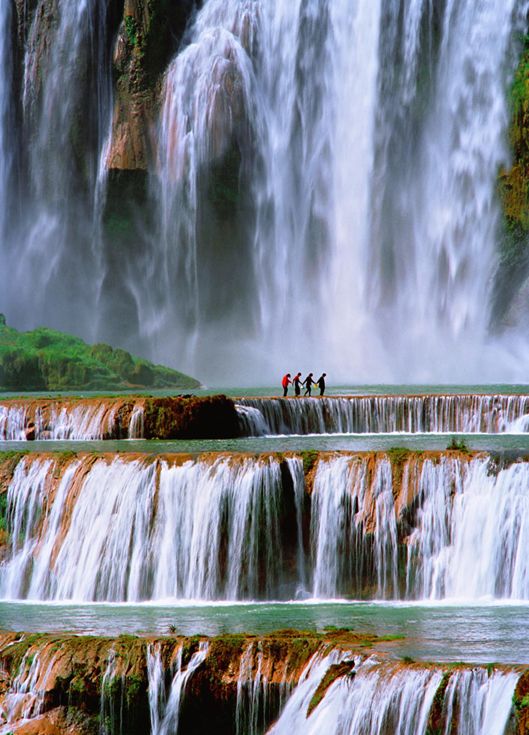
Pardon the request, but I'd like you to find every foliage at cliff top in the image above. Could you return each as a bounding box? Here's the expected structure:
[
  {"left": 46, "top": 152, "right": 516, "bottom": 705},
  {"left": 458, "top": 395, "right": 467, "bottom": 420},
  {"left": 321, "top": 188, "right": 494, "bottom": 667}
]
[{"left": 0, "top": 315, "right": 200, "bottom": 391}]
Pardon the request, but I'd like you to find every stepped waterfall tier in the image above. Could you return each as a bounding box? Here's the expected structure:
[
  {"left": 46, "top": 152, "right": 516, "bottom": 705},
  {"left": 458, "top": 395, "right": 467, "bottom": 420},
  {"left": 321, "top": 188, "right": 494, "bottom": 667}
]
[
  {"left": 0, "top": 630, "right": 527, "bottom": 735},
  {"left": 2, "top": 0, "right": 529, "bottom": 380},
  {"left": 0, "top": 395, "right": 241, "bottom": 440},
  {"left": 5, "top": 392, "right": 529, "bottom": 439},
  {"left": 3, "top": 449, "right": 529, "bottom": 602}
]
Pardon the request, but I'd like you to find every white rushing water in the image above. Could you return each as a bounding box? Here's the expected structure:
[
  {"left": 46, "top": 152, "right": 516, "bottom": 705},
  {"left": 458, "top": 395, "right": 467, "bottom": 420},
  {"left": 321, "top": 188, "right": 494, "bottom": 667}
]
[
  {"left": 0, "top": 456, "right": 304, "bottom": 602},
  {"left": 237, "top": 395, "right": 529, "bottom": 435},
  {"left": 406, "top": 457, "right": 529, "bottom": 600},
  {"left": 0, "top": 400, "right": 143, "bottom": 440},
  {"left": 5, "top": 452, "right": 529, "bottom": 602},
  {"left": 4, "top": 394, "right": 529, "bottom": 440},
  {"left": 1, "top": 0, "right": 113, "bottom": 338},
  {"left": 2, "top": 0, "right": 529, "bottom": 382},
  {"left": 0, "top": 0, "right": 12, "bottom": 243},
  {"left": 269, "top": 654, "right": 518, "bottom": 735},
  {"left": 0, "top": 642, "right": 61, "bottom": 733},
  {"left": 148, "top": 641, "right": 209, "bottom": 735},
  {"left": 138, "top": 0, "right": 529, "bottom": 382}
]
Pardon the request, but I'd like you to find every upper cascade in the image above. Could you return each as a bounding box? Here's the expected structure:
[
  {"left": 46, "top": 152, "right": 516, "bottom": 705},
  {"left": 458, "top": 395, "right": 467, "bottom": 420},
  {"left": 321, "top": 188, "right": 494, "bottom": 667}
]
[
  {"left": 0, "top": 395, "right": 240, "bottom": 440},
  {"left": 237, "top": 393, "right": 529, "bottom": 434},
  {"left": 1, "top": 0, "right": 529, "bottom": 381},
  {"left": 3, "top": 392, "right": 529, "bottom": 440}
]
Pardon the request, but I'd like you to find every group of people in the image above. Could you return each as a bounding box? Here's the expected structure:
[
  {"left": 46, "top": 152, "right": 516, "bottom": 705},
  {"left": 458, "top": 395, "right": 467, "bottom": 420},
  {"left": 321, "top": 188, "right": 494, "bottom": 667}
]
[{"left": 281, "top": 372, "right": 326, "bottom": 397}]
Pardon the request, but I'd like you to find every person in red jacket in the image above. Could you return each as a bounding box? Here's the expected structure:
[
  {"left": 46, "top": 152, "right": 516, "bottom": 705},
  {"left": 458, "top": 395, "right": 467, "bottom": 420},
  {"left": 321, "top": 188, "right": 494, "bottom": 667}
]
[{"left": 281, "top": 373, "right": 292, "bottom": 397}]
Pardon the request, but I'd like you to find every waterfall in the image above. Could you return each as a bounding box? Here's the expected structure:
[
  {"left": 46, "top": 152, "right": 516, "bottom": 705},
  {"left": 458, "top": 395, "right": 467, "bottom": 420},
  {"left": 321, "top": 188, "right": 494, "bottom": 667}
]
[
  {"left": 0, "top": 641, "right": 61, "bottom": 731},
  {"left": 0, "top": 0, "right": 12, "bottom": 243},
  {"left": 1, "top": 0, "right": 529, "bottom": 382},
  {"left": 140, "top": 0, "right": 260, "bottom": 370},
  {"left": 144, "top": 0, "right": 529, "bottom": 382},
  {"left": 0, "top": 455, "right": 303, "bottom": 602},
  {"left": 406, "top": 458, "right": 529, "bottom": 600},
  {"left": 5, "top": 451, "right": 529, "bottom": 602},
  {"left": 4, "top": 394, "right": 529, "bottom": 440},
  {"left": 311, "top": 456, "right": 398, "bottom": 599},
  {"left": 151, "top": 455, "right": 289, "bottom": 600},
  {"left": 236, "top": 642, "right": 269, "bottom": 735},
  {"left": 99, "top": 650, "right": 124, "bottom": 735},
  {"left": 367, "top": 0, "right": 529, "bottom": 380},
  {"left": 128, "top": 404, "right": 145, "bottom": 439},
  {"left": 147, "top": 642, "right": 209, "bottom": 735},
  {"left": 0, "top": 399, "right": 143, "bottom": 440},
  {"left": 237, "top": 394, "right": 529, "bottom": 435},
  {"left": 3, "top": 0, "right": 113, "bottom": 338},
  {"left": 269, "top": 654, "right": 518, "bottom": 735}
]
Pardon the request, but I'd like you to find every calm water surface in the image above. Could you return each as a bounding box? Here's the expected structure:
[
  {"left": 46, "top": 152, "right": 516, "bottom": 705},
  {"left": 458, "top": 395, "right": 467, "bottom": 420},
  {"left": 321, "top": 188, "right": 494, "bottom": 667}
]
[
  {"left": 1, "top": 601, "right": 528, "bottom": 665},
  {"left": 2, "top": 433, "right": 529, "bottom": 455}
]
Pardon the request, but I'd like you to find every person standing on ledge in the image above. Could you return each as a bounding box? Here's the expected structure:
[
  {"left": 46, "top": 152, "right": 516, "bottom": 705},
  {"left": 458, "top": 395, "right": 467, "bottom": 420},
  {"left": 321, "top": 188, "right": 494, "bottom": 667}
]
[
  {"left": 317, "top": 373, "right": 327, "bottom": 396},
  {"left": 293, "top": 372, "right": 303, "bottom": 396},
  {"left": 303, "top": 372, "right": 316, "bottom": 396},
  {"left": 281, "top": 372, "right": 292, "bottom": 397}
]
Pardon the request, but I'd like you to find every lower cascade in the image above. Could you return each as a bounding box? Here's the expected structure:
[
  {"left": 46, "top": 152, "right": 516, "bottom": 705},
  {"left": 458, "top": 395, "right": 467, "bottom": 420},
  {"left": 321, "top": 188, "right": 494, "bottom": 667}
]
[
  {"left": 0, "top": 632, "right": 524, "bottom": 735},
  {"left": 3, "top": 450, "right": 529, "bottom": 602},
  {"left": 269, "top": 654, "right": 518, "bottom": 735}
]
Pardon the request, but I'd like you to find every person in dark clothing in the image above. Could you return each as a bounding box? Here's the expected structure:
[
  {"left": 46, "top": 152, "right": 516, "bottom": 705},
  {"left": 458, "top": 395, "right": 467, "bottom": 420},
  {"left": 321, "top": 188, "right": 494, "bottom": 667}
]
[
  {"left": 317, "top": 373, "right": 327, "bottom": 396},
  {"left": 281, "top": 373, "right": 291, "bottom": 397},
  {"left": 303, "top": 372, "right": 316, "bottom": 396},
  {"left": 293, "top": 372, "right": 303, "bottom": 396}
]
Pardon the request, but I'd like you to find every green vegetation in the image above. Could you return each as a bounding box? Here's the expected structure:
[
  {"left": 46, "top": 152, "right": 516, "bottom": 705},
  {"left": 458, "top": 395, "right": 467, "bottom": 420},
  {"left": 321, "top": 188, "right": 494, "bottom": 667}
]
[
  {"left": 0, "top": 491, "right": 8, "bottom": 533},
  {"left": 301, "top": 450, "right": 319, "bottom": 474},
  {"left": 386, "top": 447, "right": 412, "bottom": 464},
  {"left": 447, "top": 437, "right": 470, "bottom": 454},
  {"left": 513, "top": 692, "right": 529, "bottom": 713},
  {"left": 125, "top": 673, "right": 143, "bottom": 706},
  {"left": 0, "top": 316, "right": 200, "bottom": 391},
  {"left": 496, "top": 33, "right": 529, "bottom": 316},
  {"left": 124, "top": 15, "right": 140, "bottom": 47},
  {"left": 308, "top": 661, "right": 357, "bottom": 716},
  {"left": 510, "top": 34, "right": 529, "bottom": 125}
]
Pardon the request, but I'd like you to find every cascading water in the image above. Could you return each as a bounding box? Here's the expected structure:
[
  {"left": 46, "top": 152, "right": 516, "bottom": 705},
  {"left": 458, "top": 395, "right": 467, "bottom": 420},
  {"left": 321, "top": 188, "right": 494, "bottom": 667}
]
[
  {"left": 236, "top": 642, "right": 269, "bottom": 735},
  {"left": 6, "top": 451, "right": 529, "bottom": 602},
  {"left": 0, "top": 455, "right": 304, "bottom": 602},
  {"left": 310, "top": 455, "right": 399, "bottom": 599},
  {"left": 269, "top": 654, "right": 518, "bottom": 735},
  {"left": 0, "top": 399, "right": 143, "bottom": 440},
  {"left": 139, "top": 0, "right": 260, "bottom": 372},
  {"left": 366, "top": 0, "right": 529, "bottom": 380},
  {"left": 1, "top": 0, "right": 113, "bottom": 339},
  {"left": 0, "top": 0, "right": 12, "bottom": 243},
  {"left": 2, "top": 0, "right": 529, "bottom": 381},
  {"left": 141, "top": 0, "right": 529, "bottom": 381},
  {"left": 147, "top": 642, "right": 209, "bottom": 735},
  {"left": 0, "top": 641, "right": 62, "bottom": 732},
  {"left": 237, "top": 394, "right": 529, "bottom": 435},
  {"left": 406, "top": 457, "right": 529, "bottom": 600}
]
